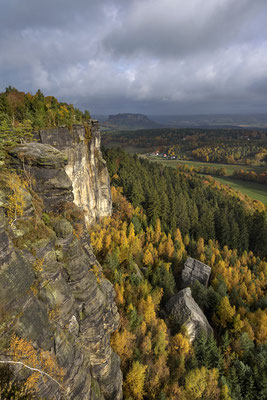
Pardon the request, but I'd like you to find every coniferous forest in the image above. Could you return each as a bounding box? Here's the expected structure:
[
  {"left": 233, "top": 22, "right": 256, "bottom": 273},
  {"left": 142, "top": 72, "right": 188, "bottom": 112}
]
[
  {"left": 103, "top": 148, "right": 267, "bottom": 258},
  {"left": 88, "top": 148, "right": 267, "bottom": 400}
]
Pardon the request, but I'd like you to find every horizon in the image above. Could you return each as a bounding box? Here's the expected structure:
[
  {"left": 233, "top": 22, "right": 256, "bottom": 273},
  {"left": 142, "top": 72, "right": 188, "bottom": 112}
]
[{"left": 94, "top": 111, "right": 267, "bottom": 117}]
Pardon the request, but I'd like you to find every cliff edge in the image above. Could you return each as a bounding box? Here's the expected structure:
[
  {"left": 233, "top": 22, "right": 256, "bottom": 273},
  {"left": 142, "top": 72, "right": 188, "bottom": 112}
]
[
  {"left": 0, "top": 135, "right": 122, "bottom": 398},
  {"left": 35, "top": 121, "right": 112, "bottom": 226}
]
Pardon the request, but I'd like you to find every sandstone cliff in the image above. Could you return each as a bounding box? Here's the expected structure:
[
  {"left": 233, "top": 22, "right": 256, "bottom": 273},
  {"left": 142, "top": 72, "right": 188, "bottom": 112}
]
[
  {"left": 35, "top": 121, "right": 112, "bottom": 226},
  {"left": 0, "top": 140, "right": 122, "bottom": 399}
]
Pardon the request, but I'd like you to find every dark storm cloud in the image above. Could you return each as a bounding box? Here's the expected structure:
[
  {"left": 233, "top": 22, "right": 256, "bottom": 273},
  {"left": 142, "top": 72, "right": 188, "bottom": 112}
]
[
  {"left": 0, "top": 0, "right": 106, "bottom": 30},
  {"left": 0, "top": 0, "right": 267, "bottom": 114},
  {"left": 104, "top": 0, "right": 267, "bottom": 57}
]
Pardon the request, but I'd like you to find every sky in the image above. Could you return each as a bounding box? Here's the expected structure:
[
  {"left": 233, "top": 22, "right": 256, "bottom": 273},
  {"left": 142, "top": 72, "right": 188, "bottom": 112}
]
[{"left": 1, "top": 0, "right": 267, "bottom": 115}]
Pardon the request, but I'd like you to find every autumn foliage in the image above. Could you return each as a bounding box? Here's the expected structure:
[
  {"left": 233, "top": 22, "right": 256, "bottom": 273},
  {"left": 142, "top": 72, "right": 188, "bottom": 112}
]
[{"left": 90, "top": 180, "right": 267, "bottom": 399}]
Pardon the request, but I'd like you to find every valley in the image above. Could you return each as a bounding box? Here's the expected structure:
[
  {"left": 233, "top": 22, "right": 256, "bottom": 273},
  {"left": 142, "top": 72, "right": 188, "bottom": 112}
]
[
  {"left": 150, "top": 158, "right": 267, "bottom": 205},
  {"left": 102, "top": 125, "right": 267, "bottom": 206}
]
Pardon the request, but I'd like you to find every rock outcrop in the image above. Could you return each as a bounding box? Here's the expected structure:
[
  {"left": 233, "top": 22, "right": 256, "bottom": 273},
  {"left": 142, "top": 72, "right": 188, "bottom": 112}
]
[
  {"left": 35, "top": 121, "right": 112, "bottom": 225},
  {"left": 166, "top": 288, "right": 213, "bottom": 342},
  {"left": 181, "top": 257, "right": 211, "bottom": 288},
  {"left": 8, "top": 142, "right": 74, "bottom": 212},
  {"left": 1, "top": 143, "right": 122, "bottom": 399}
]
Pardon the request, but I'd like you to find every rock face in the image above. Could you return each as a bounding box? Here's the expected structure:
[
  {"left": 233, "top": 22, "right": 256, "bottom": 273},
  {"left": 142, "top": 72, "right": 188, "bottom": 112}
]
[
  {"left": 1, "top": 143, "right": 122, "bottom": 399},
  {"left": 35, "top": 121, "right": 112, "bottom": 225},
  {"left": 166, "top": 288, "right": 213, "bottom": 342},
  {"left": 8, "top": 142, "right": 74, "bottom": 212},
  {"left": 181, "top": 257, "right": 211, "bottom": 288}
]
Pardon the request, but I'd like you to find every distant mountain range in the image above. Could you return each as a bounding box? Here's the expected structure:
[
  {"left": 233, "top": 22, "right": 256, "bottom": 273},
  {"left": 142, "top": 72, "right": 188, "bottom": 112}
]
[
  {"left": 149, "top": 114, "right": 267, "bottom": 129},
  {"left": 94, "top": 113, "right": 267, "bottom": 130}
]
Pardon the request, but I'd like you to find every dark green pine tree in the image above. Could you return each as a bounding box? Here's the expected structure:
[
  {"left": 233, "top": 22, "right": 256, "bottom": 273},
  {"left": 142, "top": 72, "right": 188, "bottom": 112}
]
[
  {"left": 146, "top": 188, "right": 161, "bottom": 225},
  {"left": 228, "top": 366, "right": 243, "bottom": 400},
  {"left": 129, "top": 181, "right": 145, "bottom": 208},
  {"left": 193, "top": 333, "right": 223, "bottom": 371},
  {"left": 175, "top": 193, "right": 190, "bottom": 236},
  {"left": 215, "top": 210, "right": 230, "bottom": 246},
  {"left": 249, "top": 211, "right": 267, "bottom": 258}
]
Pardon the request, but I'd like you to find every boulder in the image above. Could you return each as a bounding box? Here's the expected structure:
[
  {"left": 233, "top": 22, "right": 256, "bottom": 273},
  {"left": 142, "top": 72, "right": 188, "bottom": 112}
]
[
  {"left": 181, "top": 257, "right": 211, "bottom": 288},
  {"left": 166, "top": 288, "right": 213, "bottom": 342}
]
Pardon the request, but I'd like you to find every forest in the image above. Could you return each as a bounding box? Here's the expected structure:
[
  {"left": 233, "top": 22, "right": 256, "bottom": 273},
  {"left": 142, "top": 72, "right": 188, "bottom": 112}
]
[
  {"left": 90, "top": 148, "right": 267, "bottom": 399},
  {"left": 102, "top": 127, "right": 267, "bottom": 164},
  {"left": 0, "top": 90, "right": 266, "bottom": 399},
  {"left": 174, "top": 163, "right": 267, "bottom": 185},
  {"left": 0, "top": 87, "right": 91, "bottom": 161},
  {"left": 0, "top": 86, "right": 90, "bottom": 130},
  {"left": 103, "top": 148, "right": 267, "bottom": 258},
  {"left": 102, "top": 125, "right": 267, "bottom": 207}
]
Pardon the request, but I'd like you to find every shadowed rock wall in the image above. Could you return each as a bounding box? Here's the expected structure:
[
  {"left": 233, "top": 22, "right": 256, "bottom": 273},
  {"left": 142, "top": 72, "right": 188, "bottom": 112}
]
[{"left": 0, "top": 143, "right": 122, "bottom": 399}]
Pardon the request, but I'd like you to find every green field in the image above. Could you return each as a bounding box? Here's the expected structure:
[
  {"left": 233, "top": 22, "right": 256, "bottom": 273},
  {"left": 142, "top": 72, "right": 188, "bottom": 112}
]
[
  {"left": 153, "top": 158, "right": 266, "bottom": 176},
  {"left": 150, "top": 158, "right": 267, "bottom": 205},
  {"left": 209, "top": 176, "right": 267, "bottom": 205}
]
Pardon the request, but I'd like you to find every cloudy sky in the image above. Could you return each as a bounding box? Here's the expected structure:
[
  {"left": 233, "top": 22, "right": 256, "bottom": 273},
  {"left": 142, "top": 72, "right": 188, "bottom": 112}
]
[{"left": 1, "top": 0, "right": 267, "bottom": 115}]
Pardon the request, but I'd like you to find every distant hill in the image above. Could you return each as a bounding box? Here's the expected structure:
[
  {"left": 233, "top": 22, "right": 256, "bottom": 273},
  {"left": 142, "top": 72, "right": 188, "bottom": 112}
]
[
  {"left": 149, "top": 113, "right": 267, "bottom": 129},
  {"left": 102, "top": 113, "right": 162, "bottom": 130},
  {"left": 97, "top": 113, "right": 267, "bottom": 130}
]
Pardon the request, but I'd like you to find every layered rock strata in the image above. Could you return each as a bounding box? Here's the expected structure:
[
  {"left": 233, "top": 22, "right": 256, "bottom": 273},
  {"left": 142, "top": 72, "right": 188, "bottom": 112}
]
[
  {"left": 35, "top": 121, "right": 112, "bottom": 225},
  {"left": 0, "top": 143, "right": 122, "bottom": 399},
  {"left": 166, "top": 288, "right": 213, "bottom": 342},
  {"left": 181, "top": 257, "right": 211, "bottom": 288},
  {"left": 8, "top": 142, "right": 73, "bottom": 212}
]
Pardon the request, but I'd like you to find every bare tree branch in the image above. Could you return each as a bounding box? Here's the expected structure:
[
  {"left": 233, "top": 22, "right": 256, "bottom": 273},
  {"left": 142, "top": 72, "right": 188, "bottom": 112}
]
[{"left": 0, "top": 359, "right": 64, "bottom": 390}]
